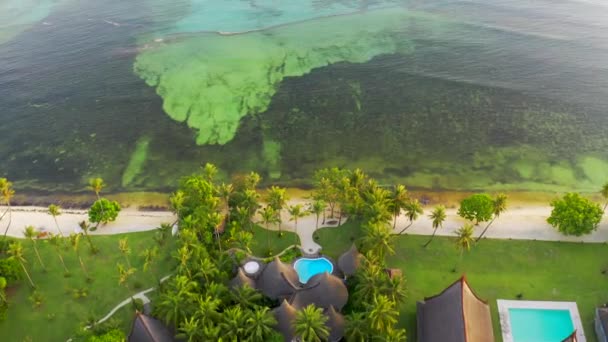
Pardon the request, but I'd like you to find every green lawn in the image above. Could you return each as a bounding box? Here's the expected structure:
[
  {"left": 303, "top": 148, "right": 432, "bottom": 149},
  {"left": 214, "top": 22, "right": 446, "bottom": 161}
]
[
  {"left": 0, "top": 231, "right": 177, "bottom": 342},
  {"left": 249, "top": 224, "right": 300, "bottom": 257},
  {"left": 315, "top": 221, "right": 608, "bottom": 342}
]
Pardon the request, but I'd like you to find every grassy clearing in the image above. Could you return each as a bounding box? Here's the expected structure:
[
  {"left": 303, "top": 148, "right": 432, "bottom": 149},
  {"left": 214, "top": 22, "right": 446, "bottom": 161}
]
[
  {"left": 0, "top": 231, "right": 177, "bottom": 342},
  {"left": 249, "top": 224, "right": 300, "bottom": 257},
  {"left": 315, "top": 221, "right": 608, "bottom": 342}
]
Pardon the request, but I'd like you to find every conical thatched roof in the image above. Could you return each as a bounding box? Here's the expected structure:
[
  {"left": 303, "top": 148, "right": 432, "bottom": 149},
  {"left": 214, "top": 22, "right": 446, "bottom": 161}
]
[
  {"left": 273, "top": 300, "right": 297, "bottom": 342},
  {"left": 338, "top": 244, "right": 363, "bottom": 276},
  {"left": 325, "top": 306, "right": 345, "bottom": 342},
  {"left": 229, "top": 268, "right": 256, "bottom": 290},
  {"left": 257, "top": 257, "right": 299, "bottom": 300},
  {"left": 291, "top": 272, "right": 348, "bottom": 310},
  {"left": 128, "top": 312, "right": 175, "bottom": 342}
]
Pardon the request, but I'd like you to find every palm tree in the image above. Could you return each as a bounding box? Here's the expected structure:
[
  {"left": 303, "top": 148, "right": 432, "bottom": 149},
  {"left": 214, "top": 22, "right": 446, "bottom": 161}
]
[
  {"left": 194, "top": 294, "right": 220, "bottom": 326},
  {"left": 169, "top": 190, "right": 185, "bottom": 226},
  {"left": 241, "top": 189, "right": 261, "bottom": 231},
  {"left": 601, "top": 182, "right": 608, "bottom": 212},
  {"left": 390, "top": 185, "right": 408, "bottom": 229},
  {"left": 218, "top": 182, "right": 234, "bottom": 220},
  {"left": 69, "top": 233, "right": 90, "bottom": 280},
  {"left": 455, "top": 223, "right": 475, "bottom": 263},
  {"left": 245, "top": 307, "right": 277, "bottom": 341},
  {"left": 475, "top": 193, "right": 507, "bottom": 242},
  {"left": 345, "top": 312, "right": 368, "bottom": 342},
  {"left": 231, "top": 284, "right": 263, "bottom": 309},
  {"left": 208, "top": 211, "right": 224, "bottom": 252},
  {"left": 23, "top": 226, "right": 46, "bottom": 271},
  {"left": 266, "top": 186, "right": 288, "bottom": 234},
  {"left": 48, "top": 233, "right": 70, "bottom": 276},
  {"left": 178, "top": 316, "right": 202, "bottom": 342},
  {"left": 1, "top": 178, "right": 15, "bottom": 239},
  {"left": 362, "top": 187, "right": 392, "bottom": 225},
  {"left": 361, "top": 223, "right": 394, "bottom": 262},
  {"left": 424, "top": 205, "right": 447, "bottom": 247},
  {"left": 88, "top": 177, "right": 105, "bottom": 200},
  {"left": 293, "top": 304, "right": 329, "bottom": 342},
  {"left": 202, "top": 162, "right": 218, "bottom": 182},
  {"left": 367, "top": 295, "right": 398, "bottom": 334},
  {"left": 117, "top": 262, "right": 136, "bottom": 287},
  {"left": 258, "top": 206, "right": 278, "bottom": 253},
  {"left": 383, "top": 275, "right": 407, "bottom": 306},
  {"left": 397, "top": 199, "right": 423, "bottom": 234},
  {"left": 78, "top": 221, "right": 98, "bottom": 253},
  {"left": 308, "top": 200, "right": 326, "bottom": 231},
  {"left": 220, "top": 305, "right": 246, "bottom": 339},
  {"left": 47, "top": 204, "right": 64, "bottom": 237},
  {"left": 118, "top": 238, "right": 132, "bottom": 268},
  {"left": 288, "top": 204, "right": 307, "bottom": 237},
  {"left": 353, "top": 262, "right": 385, "bottom": 304},
  {"left": 141, "top": 246, "right": 158, "bottom": 272},
  {"left": 8, "top": 241, "right": 35, "bottom": 288}
]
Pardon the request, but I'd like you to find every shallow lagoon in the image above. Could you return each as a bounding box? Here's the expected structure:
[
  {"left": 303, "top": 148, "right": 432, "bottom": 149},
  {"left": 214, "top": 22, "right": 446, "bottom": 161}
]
[{"left": 0, "top": 0, "right": 607, "bottom": 193}]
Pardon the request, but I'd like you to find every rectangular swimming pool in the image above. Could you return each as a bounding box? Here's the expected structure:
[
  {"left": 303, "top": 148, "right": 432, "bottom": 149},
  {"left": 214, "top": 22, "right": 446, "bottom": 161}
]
[
  {"left": 497, "top": 300, "right": 586, "bottom": 342},
  {"left": 508, "top": 308, "right": 574, "bottom": 342}
]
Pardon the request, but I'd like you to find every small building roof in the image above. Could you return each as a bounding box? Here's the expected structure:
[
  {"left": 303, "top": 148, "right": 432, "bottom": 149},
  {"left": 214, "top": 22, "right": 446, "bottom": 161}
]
[
  {"left": 128, "top": 312, "right": 175, "bottom": 342},
  {"left": 325, "top": 306, "right": 345, "bottom": 342},
  {"left": 273, "top": 300, "right": 297, "bottom": 342},
  {"left": 257, "top": 257, "right": 299, "bottom": 300},
  {"left": 597, "top": 306, "right": 608, "bottom": 336},
  {"left": 338, "top": 244, "right": 363, "bottom": 276},
  {"left": 290, "top": 272, "right": 348, "bottom": 310},
  {"left": 229, "top": 268, "right": 256, "bottom": 290},
  {"left": 416, "top": 276, "right": 494, "bottom": 342}
]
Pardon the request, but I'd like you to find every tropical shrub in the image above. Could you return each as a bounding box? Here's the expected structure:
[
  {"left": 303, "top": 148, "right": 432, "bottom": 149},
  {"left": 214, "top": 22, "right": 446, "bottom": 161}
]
[
  {"left": 548, "top": 193, "right": 603, "bottom": 236},
  {"left": 458, "top": 193, "right": 494, "bottom": 224},
  {"left": 88, "top": 199, "right": 121, "bottom": 225}
]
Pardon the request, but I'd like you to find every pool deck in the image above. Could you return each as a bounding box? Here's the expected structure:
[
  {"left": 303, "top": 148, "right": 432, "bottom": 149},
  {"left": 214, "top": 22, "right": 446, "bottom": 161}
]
[{"left": 497, "top": 299, "right": 586, "bottom": 342}]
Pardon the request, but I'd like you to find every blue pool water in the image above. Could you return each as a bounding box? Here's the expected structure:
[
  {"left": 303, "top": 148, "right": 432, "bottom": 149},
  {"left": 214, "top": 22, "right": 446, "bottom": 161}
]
[
  {"left": 293, "top": 257, "right": 333, "bottom": 283},
  {"left": 509, "top": 308, "right": 575, "bottom": 342}
]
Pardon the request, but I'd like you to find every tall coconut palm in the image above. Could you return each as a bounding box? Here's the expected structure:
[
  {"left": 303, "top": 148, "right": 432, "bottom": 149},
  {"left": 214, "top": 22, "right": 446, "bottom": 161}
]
[
  {"left": 231, "top": 284, "right": 263, "bottom": 309},
  {"left": 245, "top": 307, "right": 277, "bottom": 341},
  {"left": 424, "top": 205, "right": 447, "bottom": 247},
  {"left": 78, "top": 221, "right": 98, "bottom": 253},
  {"left": 141, "top": 246, "right": 158, "bottom": 272},
  {"left": 47, "top": 204, "right": 65, "bottom": 237},
  {"left": 23, "top": 226, "right": 46, "bottom": 271},
  {"left": 345, "top": 312, "right": 368, "bottom": 342},
  {"left": 258, "top": 206, "right": 278, "bottom": 252},
  {"left": 366, "top": 295, "right": 398, "bottom": 334},
  {"left": 49, "top": 233, "right": 70, "bottom": 276},
  {"left": 307, "top": 200, "right": 326, "bottom": 231},
  {"left": 1, "top": 178, "right": 15, "bottom": 239},
  {"left": 202, "top": 162, "right": 218, "bottom": 182},
  {"left": 169, "top": 190, "right": 185, "bottom": 227},
  {"left": 362, "top": 187, "right": 392, "bottom": 225},
  {"left": 8, "top": 241, "right": 35, "bottom": 288},
  {"left": 293, "top": 304, "right": 329, "bottom": 342},
  {"left": 241, "top": 189, "right": 260, "bottom": 231},
  {"left": 475, "top": 193, "right": 507, "bottom": 242},
  {"left": 178, "top": 316, "right": 202, "bottom": 342},
  {"left": 601, "top": 182, "right": 608, "bottom": 212},
  {"left": 219, "top": 305, "right": 247, "bottom": 339},
  {"left": 118, "top": 238, "right": 132, "bottom": 268},
  {"left": 397, "top": 199, "right": 423, "bottom": 234},
  {"left": 69, "top": 233, "right": 90, "bottom": 280},
  {"left": 218, "top": 182, "right": 234, "bottom": 220},
  {"left": 194, "top": 294, "right": 220, "bottom": 326},
  {"left": 88, "top": 177, "right": 105, "bottom": 200},
  {"left": 455, "top": 223, "right": 475, "bottom": 260},
  {"left": 266, "top": 186, "right": 288, "bottom": 234},
  {"left": 390, "top": 185, "right": 409, "bottom": 229},
  {"left": 361, "top": 223, "right": 394, "bottom": 262},
  {"left": 288, "top": 204, "right": 307, "bottom": 237}
]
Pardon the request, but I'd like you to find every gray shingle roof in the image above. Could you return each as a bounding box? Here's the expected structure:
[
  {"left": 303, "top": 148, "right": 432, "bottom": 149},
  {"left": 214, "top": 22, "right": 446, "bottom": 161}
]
[
  {"left": 229, "top": 267, "right": 256, "bottom": 289},
  {"left": 325, "top": 306, "right": 345, "bottom": 342}
]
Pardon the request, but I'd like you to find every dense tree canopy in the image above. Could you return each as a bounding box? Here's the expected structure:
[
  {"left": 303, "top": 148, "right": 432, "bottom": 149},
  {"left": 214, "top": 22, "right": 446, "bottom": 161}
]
[
  {"left": 547, "top": 193, "right": 603, "bottom": 236},
  {"left": 88, "top": 199, "right": 121, "bottom": 225},
  {"left": 457, "top": 193, "right": 494, "bottom": 224}
]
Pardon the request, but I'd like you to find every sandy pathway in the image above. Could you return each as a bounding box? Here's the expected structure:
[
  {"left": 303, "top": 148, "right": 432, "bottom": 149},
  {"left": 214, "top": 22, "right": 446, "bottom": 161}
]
[{"left": 0, "top": 206, "right": 175, "bottom": 238}]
